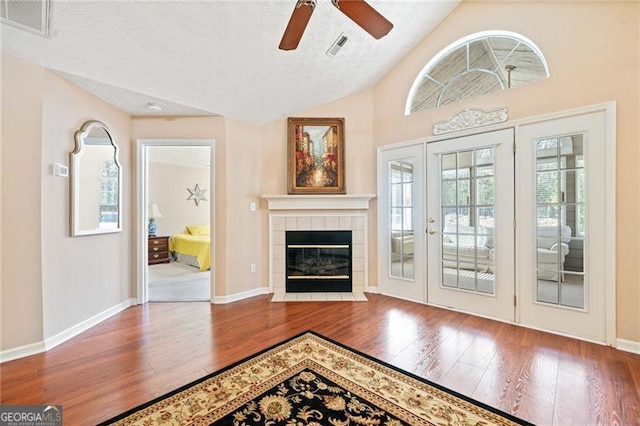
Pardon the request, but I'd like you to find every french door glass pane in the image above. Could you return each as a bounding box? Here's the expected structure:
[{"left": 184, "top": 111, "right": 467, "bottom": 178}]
[
  {"left": 390, "top": 183, "right": 402, "bottom": 206},
  {"left": 441, "top": 181, "right": 457, "bottom": 206},
  {"left": 535, "top": 134, "right": 585, "bottom": 309},
  {"left": 458, "top": 179, "right": 471, "bottom": 205},
  {"left": 389, "top": 159, "right": 414, "bottom": 280},
  {"left": 440, "top": 148, "right": 495, "bottom": 294}
]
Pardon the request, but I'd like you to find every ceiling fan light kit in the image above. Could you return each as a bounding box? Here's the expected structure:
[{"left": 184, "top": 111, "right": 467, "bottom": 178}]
[{"left": 279, "top": 0, "right": 393, "bottom": 51}]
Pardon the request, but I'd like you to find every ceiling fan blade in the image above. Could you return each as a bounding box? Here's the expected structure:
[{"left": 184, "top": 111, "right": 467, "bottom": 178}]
[
  {"left": 279, "top": 0, "right": 316, "bottom": 51},
  {"left": 331, "top": 0, "right": 393, "bottom": 39}
]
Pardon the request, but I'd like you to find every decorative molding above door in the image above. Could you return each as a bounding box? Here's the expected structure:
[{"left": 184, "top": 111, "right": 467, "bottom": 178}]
[{"left": 433, "top": 107, "right": 508, "bottom": 135}]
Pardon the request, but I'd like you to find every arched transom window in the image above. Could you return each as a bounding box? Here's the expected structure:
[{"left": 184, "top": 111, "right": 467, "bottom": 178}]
[{"left": 405, "top": 31, "right": 549, "bottom": 115}]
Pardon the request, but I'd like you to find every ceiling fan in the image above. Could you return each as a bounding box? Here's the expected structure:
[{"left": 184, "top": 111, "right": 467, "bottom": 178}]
[{"left": 279, "top": 0, "right": 393, "bottom": 51}]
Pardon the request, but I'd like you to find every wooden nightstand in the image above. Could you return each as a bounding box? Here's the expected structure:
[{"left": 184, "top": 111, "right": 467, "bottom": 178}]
[{"left": 148, "top": 236, "right": 170, "bottom": 265}]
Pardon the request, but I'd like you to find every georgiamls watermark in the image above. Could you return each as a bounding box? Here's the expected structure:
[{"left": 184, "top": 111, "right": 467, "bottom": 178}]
[{"left": 0, "top": 405, "right": 62, "bottom": 426}]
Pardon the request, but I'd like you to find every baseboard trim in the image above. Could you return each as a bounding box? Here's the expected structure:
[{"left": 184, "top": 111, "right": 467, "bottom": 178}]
[
  {"left": 0, "top": 341, "right": 47, "bottom": 363},
  {"left": 212, "top": 287, "right": 270, "bottom": 304},
  {"left": 1, "top": 298, "right": 135, "bottom": 363},
  {"left": 616, "top": 338, "right": 640, "bottom": 355},
  {"left": 44, "top": 298, "right": 136, "bottom": 351}
]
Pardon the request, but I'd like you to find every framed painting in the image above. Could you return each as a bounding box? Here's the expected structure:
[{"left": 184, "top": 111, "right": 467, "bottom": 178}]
[{"left": 287, "top": 117, "right": 345, "bottom": 194}]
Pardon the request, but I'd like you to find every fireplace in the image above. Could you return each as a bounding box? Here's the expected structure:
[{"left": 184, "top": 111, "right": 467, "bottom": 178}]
[
  {"left": 286, "top": 230, "right": 352, "bottom": 292},
  {"left": 263, "top": 194, "right": 374, "bottom": 297}
]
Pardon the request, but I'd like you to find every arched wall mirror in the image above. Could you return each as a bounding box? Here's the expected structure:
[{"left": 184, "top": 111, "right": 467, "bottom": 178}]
[
  {"left": 70, "top": 120, "right": 122, "bottom": 236},
  {"left": 406, "top": 30, "right": 550, "bottom": 114}
]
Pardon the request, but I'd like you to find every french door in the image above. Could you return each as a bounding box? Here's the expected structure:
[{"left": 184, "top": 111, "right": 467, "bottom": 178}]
[
  {"left": 518, "top": 111, "right": 611, "bottom": 342},
  {"left": 377, "top": 107, "right": 613, "bottom": 342},
  {"left": 426, "top": 129, "right": 515, "bottom": 321},
  {"left": 378, "top": 143, "right": 425, "bottom": 301}
]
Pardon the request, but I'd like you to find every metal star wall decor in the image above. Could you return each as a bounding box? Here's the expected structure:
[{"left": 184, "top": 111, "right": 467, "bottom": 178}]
[{"left": 187, "top": 183, "right": 207, "bottom": 206}]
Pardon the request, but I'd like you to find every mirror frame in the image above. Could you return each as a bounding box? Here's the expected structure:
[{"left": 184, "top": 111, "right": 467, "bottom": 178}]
[{"left": 70, "top": 120, "right": 122, "bottom": 236}]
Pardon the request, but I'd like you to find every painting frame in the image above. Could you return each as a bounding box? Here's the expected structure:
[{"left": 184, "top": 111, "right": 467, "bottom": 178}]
[{"left": 287, "top": 117, "right": 345, "bottom": 194}]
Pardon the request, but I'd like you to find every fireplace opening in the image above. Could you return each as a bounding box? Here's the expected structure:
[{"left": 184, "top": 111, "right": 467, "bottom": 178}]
[{"left": 286, "top": 230, "right": 352, "bottom": 292}]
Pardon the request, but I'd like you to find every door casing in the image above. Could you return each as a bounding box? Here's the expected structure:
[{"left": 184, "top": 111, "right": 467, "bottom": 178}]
[{"left": 136, "top": 138, "right": 216, "bottom": 304}]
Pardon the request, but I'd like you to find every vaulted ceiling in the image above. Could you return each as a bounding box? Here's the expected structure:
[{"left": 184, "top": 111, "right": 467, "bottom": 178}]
[{"left": 1, "top": 0, "right": 460, "bottom": 124}]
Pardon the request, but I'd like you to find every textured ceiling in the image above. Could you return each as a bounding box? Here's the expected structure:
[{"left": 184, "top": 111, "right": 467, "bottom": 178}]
[{"left": 1, "top": 0, "right": 460, "bottom": 124}]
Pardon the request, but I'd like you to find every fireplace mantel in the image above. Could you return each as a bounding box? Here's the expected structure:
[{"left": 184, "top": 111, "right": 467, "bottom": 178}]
[
  {"left": 264, "top": 194, "right": 374, "bottom": 297},
  {"left": 262, "top": 194, "right": 375, "bottom": 211}
]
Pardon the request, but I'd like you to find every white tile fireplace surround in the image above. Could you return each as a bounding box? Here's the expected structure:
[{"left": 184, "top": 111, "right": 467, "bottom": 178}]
[{"left": 262, "top": 195, "right": 375, "bottom": 299}]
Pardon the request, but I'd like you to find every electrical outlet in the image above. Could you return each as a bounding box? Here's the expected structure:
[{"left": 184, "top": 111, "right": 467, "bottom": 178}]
[{"left": 250, "top": 264, "right": 256, "bottom": 273}]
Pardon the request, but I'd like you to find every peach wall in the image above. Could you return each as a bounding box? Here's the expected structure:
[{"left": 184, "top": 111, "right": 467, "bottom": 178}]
[
  {"left": 2, "top": 0, "right": 638, "bottom": 354},
  {"left": 132, "top": 117, "right": 267, "bottom": 297},
  {"left": 41, "top": 71, "right": 132, "bottom": 340},
  {"left": 637, "top": 2, "right": 640, "bottom": 326},
  {"left": 373, "top": 1, "right": 640, "bottom": 342},
  {"left": 130, "top": 117, "right": 226, "bottom": 296},
  {"left": 1, "top": 55, "right": 45, "bottom": 350},
  {"left": 260, "top": 89, "right": 377, "bottom": 286},
  {"left": 224, "top": 118, "right": 264, "bottom": 295}
]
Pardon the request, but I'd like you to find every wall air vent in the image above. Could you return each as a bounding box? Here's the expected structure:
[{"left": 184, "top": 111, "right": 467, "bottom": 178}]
[
  {"left": 326, "top": 33, "right": 348, "bottom": 57},
  {"left": 1, "top": 0, "right": 49, "bottom": 37}
]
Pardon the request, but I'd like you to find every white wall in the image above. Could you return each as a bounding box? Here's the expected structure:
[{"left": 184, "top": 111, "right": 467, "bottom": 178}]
[{"left": 148, "top": 161, "right": 210, "bottom": 236}]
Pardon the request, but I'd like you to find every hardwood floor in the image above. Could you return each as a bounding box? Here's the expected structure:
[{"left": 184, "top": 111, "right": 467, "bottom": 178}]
[{"left": 2, "top": 294, "right": 639, "bottom": 425}]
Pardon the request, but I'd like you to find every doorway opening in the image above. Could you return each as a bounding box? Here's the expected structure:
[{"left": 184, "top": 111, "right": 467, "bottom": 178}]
[{"left": 137, "top": 139, "right": 215, "bottom": 303}]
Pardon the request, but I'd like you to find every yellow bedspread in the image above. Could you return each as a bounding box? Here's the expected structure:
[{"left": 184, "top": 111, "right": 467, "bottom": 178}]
[{"left": 169, "top": 232, "right": 211, "bottom": 271}]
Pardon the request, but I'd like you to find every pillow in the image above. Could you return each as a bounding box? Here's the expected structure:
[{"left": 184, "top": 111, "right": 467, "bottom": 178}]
[
  {"left": 442, "top": 224, "right": 493, "bottom": 247},
  {"left": 187, "top": 224, "right": 210, "bottom": 236}
]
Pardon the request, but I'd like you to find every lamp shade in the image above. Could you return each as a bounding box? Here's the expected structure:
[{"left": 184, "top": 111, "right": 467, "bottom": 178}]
[{"left": 149, "top": 203, "right": 162, "bottom": 219}]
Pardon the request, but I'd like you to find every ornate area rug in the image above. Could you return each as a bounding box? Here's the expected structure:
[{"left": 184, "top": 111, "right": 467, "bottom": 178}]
[{"left": 99, "top": 331, "right": 531, "bottom": 425}]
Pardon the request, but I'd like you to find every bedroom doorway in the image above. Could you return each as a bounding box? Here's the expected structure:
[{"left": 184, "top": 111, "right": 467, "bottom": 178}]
[{"left": 136, "top": 139, "right": 215, "bottom": 303}]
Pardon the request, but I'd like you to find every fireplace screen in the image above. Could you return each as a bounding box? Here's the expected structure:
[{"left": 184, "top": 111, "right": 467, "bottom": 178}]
[{"left": 286, "top": 230, "right": 352, "bottom": 292}]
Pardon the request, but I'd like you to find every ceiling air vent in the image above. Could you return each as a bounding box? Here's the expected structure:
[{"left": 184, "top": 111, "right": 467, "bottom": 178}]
[
  {"left": 1, "top": 0, "right": 49, "bottom": 37},
  {"left": 326, "top": 33, "right": 348, "bottom": 58}
]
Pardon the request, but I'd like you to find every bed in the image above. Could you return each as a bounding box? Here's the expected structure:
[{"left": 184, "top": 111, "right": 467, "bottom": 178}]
[{"left": 169, "top": 224, "right": 211, "bottom": 271}]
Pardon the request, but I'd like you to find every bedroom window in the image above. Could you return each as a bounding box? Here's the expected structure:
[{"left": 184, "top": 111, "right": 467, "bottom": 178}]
[{"left": 405, "top": 30, "right": 549, "bottom": 114}]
